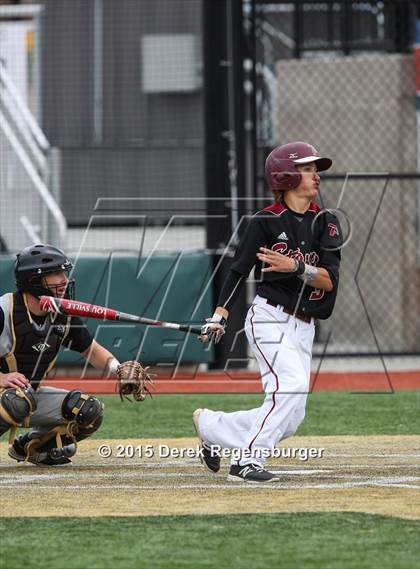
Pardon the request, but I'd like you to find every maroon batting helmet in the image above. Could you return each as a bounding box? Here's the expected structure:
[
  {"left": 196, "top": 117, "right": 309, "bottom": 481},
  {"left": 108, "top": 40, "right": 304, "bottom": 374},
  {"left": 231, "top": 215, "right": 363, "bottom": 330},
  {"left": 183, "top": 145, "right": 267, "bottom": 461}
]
[{"left": 265, "top": 141, "right": 332, "bottom": 191}]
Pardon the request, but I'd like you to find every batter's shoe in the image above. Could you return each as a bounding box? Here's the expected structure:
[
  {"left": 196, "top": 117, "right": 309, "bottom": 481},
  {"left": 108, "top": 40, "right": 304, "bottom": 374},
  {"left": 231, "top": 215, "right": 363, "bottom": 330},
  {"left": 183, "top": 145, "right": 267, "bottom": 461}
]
[
  {"left": 8, "top": 434, "right": 72, "bottom": 466},
  {"left": 192, "top": 408, "right": 221, "bottom": 473},
  {"left": 228, "top": 464, "right": 279, "bottom": 483}
]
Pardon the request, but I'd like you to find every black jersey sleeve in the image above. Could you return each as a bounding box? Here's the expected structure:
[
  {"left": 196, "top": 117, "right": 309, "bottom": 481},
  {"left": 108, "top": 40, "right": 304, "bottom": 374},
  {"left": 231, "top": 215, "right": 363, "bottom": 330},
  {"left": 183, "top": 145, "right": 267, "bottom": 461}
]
[
  {"left": 320, "top": 212, "right": 343, "bottom": 248},
  {"left": 230, "top": 215, "right": 268, "bottom": 276},
  {"left": 318, "top": 212, "right": 343, "bottom": 285},
  {"left": 216, "top": 269, "right": 246, "bottom": 311},
  {"left": 319, "top": 249, "right": 341, "bottom": 285},
  {"left": 62, "top": 316, "right": 93, "bottom": 353},
  {"left": 0, "top": 307, "right": 4, "bottom": 337}
]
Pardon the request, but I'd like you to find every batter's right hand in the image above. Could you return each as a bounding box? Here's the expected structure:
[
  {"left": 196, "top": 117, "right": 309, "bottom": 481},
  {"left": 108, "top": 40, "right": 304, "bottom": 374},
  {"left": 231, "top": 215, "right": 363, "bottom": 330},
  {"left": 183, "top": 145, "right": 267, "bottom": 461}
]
[
  {"left": 198, "top": 319, "right": 227, "bottom": 344},
  {"left": 0, "top": 372, "right": 30, "bottom": 389}
]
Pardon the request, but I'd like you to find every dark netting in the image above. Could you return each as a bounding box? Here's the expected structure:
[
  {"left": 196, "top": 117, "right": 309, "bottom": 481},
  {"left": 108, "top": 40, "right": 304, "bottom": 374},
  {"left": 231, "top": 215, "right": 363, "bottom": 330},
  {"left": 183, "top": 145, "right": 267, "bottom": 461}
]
[{"left": 0, "top": 0, "right": 205, "bottom": 255}]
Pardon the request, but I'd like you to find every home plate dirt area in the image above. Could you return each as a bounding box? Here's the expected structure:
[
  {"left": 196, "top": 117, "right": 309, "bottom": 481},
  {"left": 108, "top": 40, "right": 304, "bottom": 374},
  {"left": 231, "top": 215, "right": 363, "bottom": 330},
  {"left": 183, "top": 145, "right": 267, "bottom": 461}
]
[{"left": 1, "top": 435, "right": 419, "bottom": 519}]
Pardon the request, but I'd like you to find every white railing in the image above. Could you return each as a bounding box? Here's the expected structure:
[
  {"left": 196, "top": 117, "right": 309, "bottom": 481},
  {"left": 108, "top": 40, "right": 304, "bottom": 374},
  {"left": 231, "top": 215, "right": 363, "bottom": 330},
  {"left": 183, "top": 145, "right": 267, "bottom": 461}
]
[{"left": 0, "top": 58, "right": 66, "bottom": 252}]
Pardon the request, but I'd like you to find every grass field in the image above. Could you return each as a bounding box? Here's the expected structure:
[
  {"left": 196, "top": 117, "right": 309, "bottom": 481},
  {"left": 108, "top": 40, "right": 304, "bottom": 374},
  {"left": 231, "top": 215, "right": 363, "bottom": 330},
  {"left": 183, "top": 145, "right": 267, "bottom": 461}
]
[
  {"left": 1, "top": 513, "right": 419, "bottom": 569},
  {"left": 2, "top": 390, "right": 419, "bottom": 569},
  {"left": 95, "top": 390, "right": 420, "bottom": 438}
]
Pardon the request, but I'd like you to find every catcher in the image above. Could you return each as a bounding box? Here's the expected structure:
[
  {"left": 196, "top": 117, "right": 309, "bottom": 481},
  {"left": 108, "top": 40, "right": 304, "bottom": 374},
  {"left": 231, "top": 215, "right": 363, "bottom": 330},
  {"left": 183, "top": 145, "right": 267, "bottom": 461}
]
[{"left": 0, "top": 244, "right": 153, "bottom": 466}]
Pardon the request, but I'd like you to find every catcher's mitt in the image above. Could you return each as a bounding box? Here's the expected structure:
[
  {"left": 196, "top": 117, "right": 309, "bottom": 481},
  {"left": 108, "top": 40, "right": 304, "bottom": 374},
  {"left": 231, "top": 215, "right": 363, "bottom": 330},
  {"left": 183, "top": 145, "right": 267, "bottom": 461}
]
[{"left": 116, "top": 361, "right": 155, "bottom": 402}]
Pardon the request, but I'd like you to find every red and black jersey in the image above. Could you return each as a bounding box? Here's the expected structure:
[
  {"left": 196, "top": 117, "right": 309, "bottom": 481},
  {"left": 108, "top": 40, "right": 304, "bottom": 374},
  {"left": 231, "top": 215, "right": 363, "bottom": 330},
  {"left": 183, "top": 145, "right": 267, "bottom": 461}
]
[{"left": 218, "top": 200, "right": 342, "bottom": 320}]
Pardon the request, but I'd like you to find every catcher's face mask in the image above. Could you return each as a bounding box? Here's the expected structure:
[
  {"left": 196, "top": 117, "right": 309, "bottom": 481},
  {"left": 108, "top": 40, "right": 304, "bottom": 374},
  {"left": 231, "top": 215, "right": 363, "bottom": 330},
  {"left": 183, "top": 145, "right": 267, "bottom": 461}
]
[{"left": 42, "top": 270, "right": 74, "bottom": 299}]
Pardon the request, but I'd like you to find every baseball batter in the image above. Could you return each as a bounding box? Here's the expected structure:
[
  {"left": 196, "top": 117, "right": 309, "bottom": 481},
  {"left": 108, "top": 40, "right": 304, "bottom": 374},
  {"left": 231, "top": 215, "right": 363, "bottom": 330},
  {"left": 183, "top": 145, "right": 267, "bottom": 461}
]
[{"left": 194, "top": 141, "right": 342, "bottom": 482}]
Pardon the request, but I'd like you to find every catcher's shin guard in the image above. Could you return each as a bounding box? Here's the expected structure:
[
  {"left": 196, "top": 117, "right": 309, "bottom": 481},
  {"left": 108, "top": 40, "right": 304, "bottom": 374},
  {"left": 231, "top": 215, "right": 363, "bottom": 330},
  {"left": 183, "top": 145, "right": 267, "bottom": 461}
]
[
  {"left": 11, "top": 391, "right": 104, "bottom": 463},
  {"left": 0, "top": 386, "right": 37, "bottom": 440},
  {"left": 9, "top": 431, "right": 75, "bottom": 464},
  {"left": 8, "top": 391, "right": 104, "bottom": 463},
  {"left": 62, "top": 390, "right": 104, "bottom": 440},
  {"left": 31, "top": 431, "right": 77, "bottom": 460}
]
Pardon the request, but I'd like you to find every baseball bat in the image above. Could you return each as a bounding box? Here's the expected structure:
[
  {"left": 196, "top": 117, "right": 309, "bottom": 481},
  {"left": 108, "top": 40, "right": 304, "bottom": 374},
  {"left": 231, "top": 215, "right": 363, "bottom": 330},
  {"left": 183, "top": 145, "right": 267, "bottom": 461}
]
[{"left": 39, "top": 296, "right": 203, "bottom": 335}]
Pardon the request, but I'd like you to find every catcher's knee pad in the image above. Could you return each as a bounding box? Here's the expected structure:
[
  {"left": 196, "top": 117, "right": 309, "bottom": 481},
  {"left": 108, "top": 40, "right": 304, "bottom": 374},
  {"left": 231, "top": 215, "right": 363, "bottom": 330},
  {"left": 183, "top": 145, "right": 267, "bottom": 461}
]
[
  {"left": 62, "top": 390, "right": 104, "bottom": 440},
  {"left": 0, "top": 386, "right": 37, "bottom": 436}
]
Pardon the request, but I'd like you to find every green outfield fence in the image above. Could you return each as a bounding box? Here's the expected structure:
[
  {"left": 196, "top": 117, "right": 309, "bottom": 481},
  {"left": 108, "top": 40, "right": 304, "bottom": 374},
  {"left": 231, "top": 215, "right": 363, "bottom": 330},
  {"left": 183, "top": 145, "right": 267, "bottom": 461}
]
[{"left": 0, "top": 253, "right": 214, "bottom": 365}]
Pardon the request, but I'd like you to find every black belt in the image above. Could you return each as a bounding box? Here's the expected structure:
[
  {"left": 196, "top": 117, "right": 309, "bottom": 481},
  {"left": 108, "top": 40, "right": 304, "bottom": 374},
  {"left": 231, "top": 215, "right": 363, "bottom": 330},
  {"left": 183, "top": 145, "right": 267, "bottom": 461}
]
[{"left": 265, "top": 299, "right": 312, "bottom": 324}]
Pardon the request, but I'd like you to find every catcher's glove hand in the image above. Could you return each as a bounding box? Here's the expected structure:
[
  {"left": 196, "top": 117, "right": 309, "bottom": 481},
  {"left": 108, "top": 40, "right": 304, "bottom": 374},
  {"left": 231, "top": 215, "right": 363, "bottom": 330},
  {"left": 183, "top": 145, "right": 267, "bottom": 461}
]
[
  {"left": 198, "top": 317, "right": 227, "bottom": 344},
  {"left": 116, "top": 361, "right": 155, "bottom": 402}
]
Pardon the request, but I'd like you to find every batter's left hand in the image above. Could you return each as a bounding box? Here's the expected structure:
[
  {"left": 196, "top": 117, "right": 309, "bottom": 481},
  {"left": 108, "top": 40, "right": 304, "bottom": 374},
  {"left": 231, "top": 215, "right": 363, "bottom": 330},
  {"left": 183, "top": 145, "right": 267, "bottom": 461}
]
[{"left": 257, "top": 247, "right": 296, "bottom": 273}]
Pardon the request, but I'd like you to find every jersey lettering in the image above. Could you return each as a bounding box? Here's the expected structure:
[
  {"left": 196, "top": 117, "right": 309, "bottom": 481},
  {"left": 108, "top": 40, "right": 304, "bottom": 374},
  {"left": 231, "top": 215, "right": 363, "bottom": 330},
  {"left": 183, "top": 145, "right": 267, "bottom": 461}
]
[
  {"left": 328, "top": 223, "right": 339, "bottom": 237},
  {"left": 272, "top": 242, "right": 319, "bottom": 266},
  {"left": 309, "top": 289, "right": 325, "bottom": 301}
]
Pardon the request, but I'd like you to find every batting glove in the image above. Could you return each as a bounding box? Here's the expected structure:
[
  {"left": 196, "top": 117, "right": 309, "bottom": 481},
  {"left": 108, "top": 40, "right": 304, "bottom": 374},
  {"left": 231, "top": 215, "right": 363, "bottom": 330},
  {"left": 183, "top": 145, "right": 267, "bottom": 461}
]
[{"left": 198, "top": 314, "right": 227, "bottom": 344}]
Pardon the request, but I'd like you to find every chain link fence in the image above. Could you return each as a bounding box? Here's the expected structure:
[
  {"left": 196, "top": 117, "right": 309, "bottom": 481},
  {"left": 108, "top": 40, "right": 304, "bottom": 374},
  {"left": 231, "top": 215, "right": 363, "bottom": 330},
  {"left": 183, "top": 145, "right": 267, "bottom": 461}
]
[
  {"left": 41, "top": 0, "right": 205, "bottom": 250},
  {"left": 252, "top": 1, "right": 420, "bottom": 355}
]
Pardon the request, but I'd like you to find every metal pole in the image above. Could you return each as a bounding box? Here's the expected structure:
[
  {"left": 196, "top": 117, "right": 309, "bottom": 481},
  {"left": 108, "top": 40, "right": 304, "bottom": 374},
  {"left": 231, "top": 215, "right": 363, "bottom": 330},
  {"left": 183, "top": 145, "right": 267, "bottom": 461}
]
[
  {"left": 93, "top": 0, "right": 104, "bottom": 144},
  {"left": 294, "top": 1, "right": 302, "bottom": 59},
  {"left": 243, "top": 0, "right": 257, "bottom": 214},
  {"left": 415, "top": 19, "right": 420, "bottom": 261},
  {"left": 342, "top": 1, "right": 352, "bottom": 56},
  {"left": 204, "top": 0, "right": 229, "bottom": 253},
  {"left": 33, "top": 5, "right": 45, "bottom": 125},
  {"left": 203, "top": 0, "right": 247, "bottom": 370}
]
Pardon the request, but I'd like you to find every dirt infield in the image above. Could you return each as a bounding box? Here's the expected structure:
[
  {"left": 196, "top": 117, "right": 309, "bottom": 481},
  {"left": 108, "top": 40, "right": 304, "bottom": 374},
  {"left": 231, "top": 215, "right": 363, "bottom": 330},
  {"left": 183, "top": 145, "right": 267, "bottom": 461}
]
[
  {"left": 44, "top": 370, "right": 420, "bottom": 393},
  {"left": 1, "top": 435, "right": 419, "bottom": 519}
]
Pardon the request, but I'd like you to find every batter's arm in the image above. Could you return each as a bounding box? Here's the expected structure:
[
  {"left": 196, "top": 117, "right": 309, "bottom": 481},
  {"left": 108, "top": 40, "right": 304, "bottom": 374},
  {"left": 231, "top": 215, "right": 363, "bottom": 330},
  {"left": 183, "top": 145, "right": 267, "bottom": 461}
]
[
  {"left": 207, "top": 216, "right": 268, "bottom": 321},
  {"left": 200, "top": 270, "right": 245, "bottom": 337},
  {"left": 257, "top": 248, "right": 334, "bottom": 291},
  {"left": 301, "top": 267, "right": 333, "bottom": 291},
  {"left": 214, "top": 306, "right": 229, "bottom": 319},
  {"left": 212, "top": 269, "right": 248, "bottom": 320},
  {"left": 200, "top": 216, "right": 270, "bottom": 336}
]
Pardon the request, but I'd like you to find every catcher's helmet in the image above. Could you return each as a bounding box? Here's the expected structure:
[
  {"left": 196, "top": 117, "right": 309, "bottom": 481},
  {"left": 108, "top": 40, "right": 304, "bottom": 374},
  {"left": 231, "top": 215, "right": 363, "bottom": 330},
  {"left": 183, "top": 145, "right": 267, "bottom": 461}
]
[
  {"left": 14, "top": 244, "right": 75, "bottom": 299},
  {"left": 265, "top": 141, "right": 332, "bottom": 191}
]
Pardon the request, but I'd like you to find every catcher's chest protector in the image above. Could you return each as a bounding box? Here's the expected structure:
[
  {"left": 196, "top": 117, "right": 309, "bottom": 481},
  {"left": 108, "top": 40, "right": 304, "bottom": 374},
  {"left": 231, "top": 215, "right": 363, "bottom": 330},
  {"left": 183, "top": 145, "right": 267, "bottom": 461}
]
[{"left": 0, "top": 292, "right": 70, "bottom": 387}]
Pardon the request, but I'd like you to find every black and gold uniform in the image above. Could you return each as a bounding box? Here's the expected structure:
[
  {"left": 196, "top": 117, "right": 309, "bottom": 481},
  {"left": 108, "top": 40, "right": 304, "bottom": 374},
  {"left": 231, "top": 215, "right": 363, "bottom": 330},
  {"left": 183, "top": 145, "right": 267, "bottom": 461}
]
[{"left": 0, "top": 244, "right": 103, "bottom": 466}]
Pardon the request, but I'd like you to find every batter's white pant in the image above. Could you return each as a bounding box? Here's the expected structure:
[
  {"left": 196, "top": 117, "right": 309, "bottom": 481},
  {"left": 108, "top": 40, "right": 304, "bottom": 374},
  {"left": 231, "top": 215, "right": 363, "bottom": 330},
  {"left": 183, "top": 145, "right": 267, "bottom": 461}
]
[{"left": 198, "top": 295, "right": 315, "bottom": 467}]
